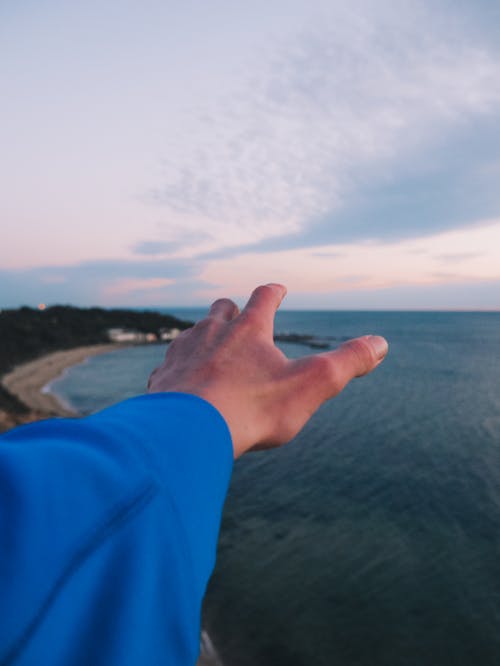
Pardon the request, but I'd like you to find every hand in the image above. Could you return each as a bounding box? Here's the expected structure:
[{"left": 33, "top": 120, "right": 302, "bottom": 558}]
[{"left": 148, "top": 284, "right": 388, "bottom": 458}]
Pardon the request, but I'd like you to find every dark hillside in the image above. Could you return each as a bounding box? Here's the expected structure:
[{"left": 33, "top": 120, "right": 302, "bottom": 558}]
[{"left": 0, "top": 305, "right": 192, "bottom": 376}]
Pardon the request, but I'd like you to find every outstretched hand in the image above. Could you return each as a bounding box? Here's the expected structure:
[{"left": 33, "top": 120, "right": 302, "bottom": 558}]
[{"left": 148, "top": 284, "right": 388, "bottom": 458}]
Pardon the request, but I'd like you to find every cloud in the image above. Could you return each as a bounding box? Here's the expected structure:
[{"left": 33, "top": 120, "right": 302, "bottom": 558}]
[
  {"left": 197, "top": 115, "right": 500, "bottom": 259},
  {"left": 131, "top": 241, "right": 181, "bottom": 256},
  {"left": 0, "top": 258, "right": 203, "bottom": 307},
  {"left": 131, "top": 231, "right": 213, "bottom": 256},
  {"left": 310, "top": 251, "right": 344, "bottom": 259},
  {"left": 281, "top": 279, "right": 500, "bottom": 310},
  {"left": 335, "top": 275, "right": 370, "bottom": 285},
  {"left": 434, "top": 252, "right": 485, "bottom": 263},
  {"left": 197, "top": 219, "right": 500, "bottom": 305},
  {"left": 147, "top": 0, "right": 500, "bottom": 253},
  {"left": 102, "top": 278, "right": 175, "bottom": 297}
]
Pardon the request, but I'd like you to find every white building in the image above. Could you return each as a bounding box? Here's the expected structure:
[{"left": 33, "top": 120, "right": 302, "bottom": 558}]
[
  {"left": 107, "top": 328, "right": 148, "bottom": 343},
  {"left": 160, "top": 328, "right": 181, "bottom": 342}
]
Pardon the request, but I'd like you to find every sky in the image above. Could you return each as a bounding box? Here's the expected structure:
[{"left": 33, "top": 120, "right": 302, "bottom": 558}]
[{"left": 1, "top": 0, "right": 500, "bottom": 309}]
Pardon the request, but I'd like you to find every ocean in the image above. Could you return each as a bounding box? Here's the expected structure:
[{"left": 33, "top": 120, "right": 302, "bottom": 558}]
[{"left": 51, "top": 310, "right": 500, "bottom": 666}]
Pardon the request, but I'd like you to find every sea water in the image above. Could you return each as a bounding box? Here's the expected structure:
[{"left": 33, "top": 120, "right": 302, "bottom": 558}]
[{"left": 52, "top": 311, "right": 500, "bottom": 665}]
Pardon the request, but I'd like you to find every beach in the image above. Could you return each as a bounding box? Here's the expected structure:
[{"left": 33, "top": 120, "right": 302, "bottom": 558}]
[{"left": 0, "top": 344, "right": 124, "bottom": 428}]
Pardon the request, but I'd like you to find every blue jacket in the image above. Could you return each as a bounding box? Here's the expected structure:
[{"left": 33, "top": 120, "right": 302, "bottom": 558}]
[{"left": 0, "top": 393, "right": 233, "bottom": 665}]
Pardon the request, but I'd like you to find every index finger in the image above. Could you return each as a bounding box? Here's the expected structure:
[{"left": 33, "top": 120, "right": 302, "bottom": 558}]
[{"left": 240, "top": 283, "right": 287, "bottom": 336}]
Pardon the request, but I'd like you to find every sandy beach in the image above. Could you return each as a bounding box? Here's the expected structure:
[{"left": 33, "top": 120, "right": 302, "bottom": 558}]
[{"left": 1, "top": 344, "right": 125, "bottom": 419}]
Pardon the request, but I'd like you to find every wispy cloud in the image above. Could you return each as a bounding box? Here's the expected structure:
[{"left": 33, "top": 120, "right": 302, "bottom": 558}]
[
  {"left": 2, "top": 0, "right": 500, "bottom": 309},
  {"left": 0, "top": 258, "right": 203, "bottom": 306},
  {"left": 102, "top": 277, "right": 175, "bottom": 297},
  {"left": 310, "top": 251, "right": 344, "bottom": 259},
  {"left": 198, "top": 219, "right": 500, "bottom": 305},
  {"left": 131, "top": 241, "right": 181, "bottom": 256},
  {"left": 434, "top": 252, "right": 485, "bottom": 263},
  {"left": 147, "top": 1, "right": 500, "bottom": 252},
  {"left": 131, "top": 231, "right": 213, "bottom": 256}
]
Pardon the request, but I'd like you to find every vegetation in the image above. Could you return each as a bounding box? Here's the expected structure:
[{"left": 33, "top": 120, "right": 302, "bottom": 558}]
[{"left": 0, "top": 305, "right": 192, "bottom": 377}]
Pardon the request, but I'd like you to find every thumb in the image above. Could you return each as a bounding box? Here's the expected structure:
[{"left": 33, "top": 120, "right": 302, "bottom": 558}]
[
  {"left": 327, "top": 335, "right": 388, "bottom": 394},
  {"left": 297, "top": 335, "right": 388, "bottom": 403},
  {"left": 332, "top": 335, "right": 389, "bottom": 379}
]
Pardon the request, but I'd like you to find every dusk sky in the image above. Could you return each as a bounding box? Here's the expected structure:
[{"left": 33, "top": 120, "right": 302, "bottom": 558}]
[{"left": 1, "top": 0, "right": 500, "bottom": 309}]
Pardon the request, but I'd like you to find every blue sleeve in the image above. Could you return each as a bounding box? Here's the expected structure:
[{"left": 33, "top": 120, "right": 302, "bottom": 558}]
[{"left": 0, "top": 393, "right": 233, "bottom": 666}]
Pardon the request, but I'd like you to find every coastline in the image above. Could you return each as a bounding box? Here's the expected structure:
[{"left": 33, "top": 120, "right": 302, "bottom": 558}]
[{"left": 1, "top": 344, "right": 126, "bottom": 425}]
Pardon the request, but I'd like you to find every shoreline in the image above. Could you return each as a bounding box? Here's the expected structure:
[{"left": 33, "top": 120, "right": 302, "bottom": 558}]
[{"left": 1, "top": 344, "right": 127, "bottom": 421}]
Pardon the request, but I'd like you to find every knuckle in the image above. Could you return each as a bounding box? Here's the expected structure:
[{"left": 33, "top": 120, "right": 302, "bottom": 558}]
[
  {"left": 301, "top": 354, "right": 340, "bottom": 394},
  {"left": 238, "top": 309, "right": 261, "bottom": 330},
  {"left": 309, "top": 354, "right": 330, "bottom": 376},
  {"left": 312, "top": 354, "right": 342, "bottom": 391},
  {"left": 211, "top": 297, "right": 233, "bottom": 309},
  {"left": 194, "top": 317, "right": 218, "bottom": 333},
  {"left": 341, "top": 338, "right": 374, "bottom": 374}
]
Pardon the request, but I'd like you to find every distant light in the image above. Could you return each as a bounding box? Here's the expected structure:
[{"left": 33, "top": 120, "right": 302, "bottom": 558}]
[{"left": 38, "top": 303, "right": 46, "bottom": 311}]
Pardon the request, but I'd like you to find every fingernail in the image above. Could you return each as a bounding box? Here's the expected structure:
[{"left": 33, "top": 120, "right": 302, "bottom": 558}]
[
  {"left": 265, "top": 283, "right": 287, "bottom": 302},
  {"left": 369, "top": 335, "right": 389, "bottom": 360}
]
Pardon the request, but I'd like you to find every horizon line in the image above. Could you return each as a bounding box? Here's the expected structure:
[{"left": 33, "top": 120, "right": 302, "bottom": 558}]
[{"left": 2, "top": 304, "right": 499, "bottom": 314}]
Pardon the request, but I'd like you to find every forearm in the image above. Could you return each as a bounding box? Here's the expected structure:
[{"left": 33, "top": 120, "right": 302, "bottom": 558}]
[{"left": 0, "top": 393, "right": 233, "bottom": 665}]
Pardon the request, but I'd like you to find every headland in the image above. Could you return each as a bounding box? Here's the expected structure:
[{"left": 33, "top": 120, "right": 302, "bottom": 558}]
[{"left": 0, "top": 305, "right": 192, "bottom": 432}]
